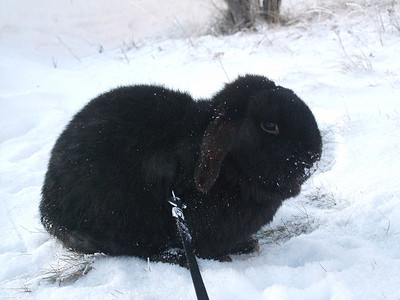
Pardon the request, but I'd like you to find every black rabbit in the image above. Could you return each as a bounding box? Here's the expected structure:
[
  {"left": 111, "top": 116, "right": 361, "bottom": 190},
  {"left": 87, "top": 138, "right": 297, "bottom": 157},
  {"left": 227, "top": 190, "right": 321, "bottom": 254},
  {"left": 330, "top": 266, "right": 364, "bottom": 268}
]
[{"left": 40, "top": 74, "right": 322, "bottom": 262}]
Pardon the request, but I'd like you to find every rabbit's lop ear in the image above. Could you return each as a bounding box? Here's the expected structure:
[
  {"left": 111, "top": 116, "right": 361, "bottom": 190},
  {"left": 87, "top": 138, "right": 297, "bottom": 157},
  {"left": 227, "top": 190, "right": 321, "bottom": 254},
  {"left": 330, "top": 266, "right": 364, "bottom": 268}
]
[{"left": 194, "top": 112, "right": 235, "bottom": 193}]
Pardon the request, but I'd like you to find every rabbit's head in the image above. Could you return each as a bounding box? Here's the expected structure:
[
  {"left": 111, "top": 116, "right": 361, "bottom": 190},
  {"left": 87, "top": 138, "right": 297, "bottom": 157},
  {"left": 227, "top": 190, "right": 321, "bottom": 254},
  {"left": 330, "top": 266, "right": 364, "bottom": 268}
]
[{"left": 194, "top": 75, "right": 322, "bottom": 198}]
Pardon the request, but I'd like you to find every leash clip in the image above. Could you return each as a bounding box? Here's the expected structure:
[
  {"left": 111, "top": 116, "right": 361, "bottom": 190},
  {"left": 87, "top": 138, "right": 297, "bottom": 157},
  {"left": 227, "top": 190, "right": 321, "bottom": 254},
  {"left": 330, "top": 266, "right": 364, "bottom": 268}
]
[{"left": 168, "top": 190, "right": 187, "bottom": 220}]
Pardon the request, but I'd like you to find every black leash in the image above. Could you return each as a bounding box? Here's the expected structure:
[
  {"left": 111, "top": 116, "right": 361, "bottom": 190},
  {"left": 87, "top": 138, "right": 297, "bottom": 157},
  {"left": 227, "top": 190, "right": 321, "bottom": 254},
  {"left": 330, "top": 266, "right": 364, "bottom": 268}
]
[{"left": 168, "top": 191, "right": 209, "bottom": 300}]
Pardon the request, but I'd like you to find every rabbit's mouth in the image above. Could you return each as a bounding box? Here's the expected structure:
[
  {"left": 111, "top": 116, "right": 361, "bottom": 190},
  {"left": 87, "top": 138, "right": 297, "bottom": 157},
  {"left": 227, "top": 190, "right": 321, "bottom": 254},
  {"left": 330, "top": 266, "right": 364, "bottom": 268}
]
[
  {"left": 267, "top": 161, "right": 318, "bottom": 197},
  {"left": 248, "top": 174, "right": 303, "bottom": 198}
]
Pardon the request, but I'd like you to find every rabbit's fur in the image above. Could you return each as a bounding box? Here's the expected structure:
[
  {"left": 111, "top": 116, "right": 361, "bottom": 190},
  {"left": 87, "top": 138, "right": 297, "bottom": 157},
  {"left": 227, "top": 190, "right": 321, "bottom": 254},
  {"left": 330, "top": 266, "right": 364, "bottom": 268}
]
[{"left": 40, "top": 74, "right": 322, "bottom": 261}]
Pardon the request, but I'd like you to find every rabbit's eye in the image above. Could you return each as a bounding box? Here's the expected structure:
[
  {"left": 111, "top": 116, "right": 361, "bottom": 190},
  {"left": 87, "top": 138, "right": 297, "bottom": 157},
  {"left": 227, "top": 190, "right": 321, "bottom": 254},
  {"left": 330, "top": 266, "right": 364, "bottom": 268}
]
[{"left": 261, "top": 122, "right": 279, "bottom": 135}]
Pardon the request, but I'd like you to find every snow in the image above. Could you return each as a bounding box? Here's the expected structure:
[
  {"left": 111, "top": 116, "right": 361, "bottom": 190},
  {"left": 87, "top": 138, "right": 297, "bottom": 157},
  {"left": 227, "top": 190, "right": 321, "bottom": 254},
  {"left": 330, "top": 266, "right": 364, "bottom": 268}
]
[{"left": 1, "top": 0, "right": 400, "bottom": 299}]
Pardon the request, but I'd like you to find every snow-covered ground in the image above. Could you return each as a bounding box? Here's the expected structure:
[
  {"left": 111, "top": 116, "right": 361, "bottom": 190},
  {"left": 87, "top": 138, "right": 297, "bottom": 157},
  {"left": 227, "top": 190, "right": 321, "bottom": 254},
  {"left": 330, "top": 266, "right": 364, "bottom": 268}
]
[{"left": 1, "top": 0, "right": 400, "bottom": 299}]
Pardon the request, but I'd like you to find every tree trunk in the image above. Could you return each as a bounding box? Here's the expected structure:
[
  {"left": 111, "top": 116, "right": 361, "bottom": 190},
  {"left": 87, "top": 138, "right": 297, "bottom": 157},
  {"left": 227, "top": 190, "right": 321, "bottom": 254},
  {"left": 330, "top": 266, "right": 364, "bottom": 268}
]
[
  {"left": 225, "top": 0, "right": 254, "bottom": 29},
  {"left": 262, "top": 0, "right": 281, "bottom": 23},
  {"left": 223, "top": 0, "right": 281, "bottom": 31}
]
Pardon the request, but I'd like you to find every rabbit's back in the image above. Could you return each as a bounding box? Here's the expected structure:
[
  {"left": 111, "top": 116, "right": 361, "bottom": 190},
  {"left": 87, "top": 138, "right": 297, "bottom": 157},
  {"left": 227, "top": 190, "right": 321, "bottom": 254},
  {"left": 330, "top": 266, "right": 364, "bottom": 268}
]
[{"left": 40, "top": 85, "right": 204, "bottom": 256}]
